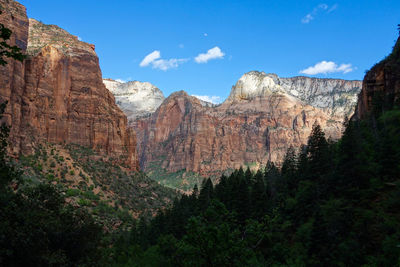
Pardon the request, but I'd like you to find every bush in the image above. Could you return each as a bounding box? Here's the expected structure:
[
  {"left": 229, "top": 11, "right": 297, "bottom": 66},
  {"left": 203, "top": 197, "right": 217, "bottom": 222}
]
[{"left": 66, "top": 188, "right": 80, "bottom": 197}]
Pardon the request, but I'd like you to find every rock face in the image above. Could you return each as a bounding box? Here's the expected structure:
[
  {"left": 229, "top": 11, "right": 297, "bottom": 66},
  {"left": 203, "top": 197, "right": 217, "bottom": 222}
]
[
  {"left": 0, "top": 1, "right": 139, "bottom": 170},
  {"left": 103, "top": 79, "right": 165, "bottom": 122},
  {"left": 228, "top": 71, "right": 361, "bottom": 118},
  {"left": 135, "top": 72, "right": 361, "bottom": 177},
  {"left": 353, "top": 37, "right": 400, "bottom": 120}
]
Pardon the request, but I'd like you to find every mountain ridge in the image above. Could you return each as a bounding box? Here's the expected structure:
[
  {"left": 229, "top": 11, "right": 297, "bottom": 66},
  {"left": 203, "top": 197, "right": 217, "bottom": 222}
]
[{"left": 132, "top": 72, "right": 361, "bottom": 190}]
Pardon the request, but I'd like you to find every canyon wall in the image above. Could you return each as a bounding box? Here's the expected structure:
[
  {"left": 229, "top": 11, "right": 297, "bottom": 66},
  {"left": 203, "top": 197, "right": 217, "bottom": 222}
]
[
  {"left": 134, "top": 72, "right": 361, "bottom": 178},
  {"left": 0, "top": 0, "right": 138, "bottom": 169},
  {"left": 353, "top": 37, "right": 400, "bottom": 120}
]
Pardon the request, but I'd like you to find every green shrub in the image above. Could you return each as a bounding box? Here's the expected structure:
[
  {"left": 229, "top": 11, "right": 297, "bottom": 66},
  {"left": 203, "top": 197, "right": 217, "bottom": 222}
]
[
  {"left": 46, "top": 174, "right": 55, "bottom": 182},
  {"left": 66, "top": 188, "right": 80, "bottom": 197},
  {"left": 78, "top": 198, "right": 91, "bottom": 206}
]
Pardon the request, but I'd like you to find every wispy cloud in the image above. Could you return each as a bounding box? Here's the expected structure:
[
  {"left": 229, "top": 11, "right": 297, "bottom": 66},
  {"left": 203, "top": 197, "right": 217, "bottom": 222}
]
[
  {"left": 203, "top": 33, "right": 208, "bottom": 37},
  {"left": 139, "top": 50, "right": 187, "bottom": 71},
  {"left": 301, "top": 3, "right": 337, "bottom": 24},
  {"left": 194, "top": 46, "right": 225, "bottom": 64},
  {"left": 328, "top": 4, "right": 338, "bottom": 13},
  {"left": 300, "top": 61, "right": 353, "bottom": 75},
  {"left": 192, "top": 95, "right": 222, "bottom": 104}
]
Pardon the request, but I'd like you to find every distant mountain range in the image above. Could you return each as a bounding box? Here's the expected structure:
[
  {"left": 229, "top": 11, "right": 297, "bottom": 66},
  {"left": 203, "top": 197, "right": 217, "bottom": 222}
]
[{"left": 104, "top": 71, "right": 362, "bottom": 190}]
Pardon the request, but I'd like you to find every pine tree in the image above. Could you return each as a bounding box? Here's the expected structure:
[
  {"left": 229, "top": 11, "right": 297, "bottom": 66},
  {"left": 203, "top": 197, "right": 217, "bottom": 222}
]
[
  {"left": 280, "top": 146, "right": 297, "bottom": 196},
  {"left": 198, "top": 178, "right": 214, "bottom": 211},
  {"left": 251, "top": 170, "right": 269, "bottom": 219}
]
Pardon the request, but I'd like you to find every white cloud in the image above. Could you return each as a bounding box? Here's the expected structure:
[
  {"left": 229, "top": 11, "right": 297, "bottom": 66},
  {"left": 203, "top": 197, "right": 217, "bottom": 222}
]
[
  {"left": 300, "top": 61, "right": 354, "bottom": 75},
  {"left": 151, "top": 58, "right": 188, "bottom": 71},
  {"left": 192, "top": 95, "right": 221, "bottom": 104},
  {"left": 194, "top": 46, "right": 225, "bottom": 64},
  {"left": 78, "top": 36, "right": 82, "bottom": 41},
  {"left": 204, "top": 33, "right": 208, "bottom": 37},
  {"left": 116, "top": 79, "right": 126, "bottom": 83},
  {"left": 139, "top": 50, "right": 187, "bottom": 71},
  {"left": 301, "top": 3, "right": 336, "bottom": 24},
  {"left": 139, "top": 50, "right": 161, "bottom": 67}
]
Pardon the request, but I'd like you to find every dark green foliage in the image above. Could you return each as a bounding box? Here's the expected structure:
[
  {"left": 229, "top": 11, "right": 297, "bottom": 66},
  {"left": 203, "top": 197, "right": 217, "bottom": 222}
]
[
  {"left": 0, "top": 184, "right": 102, "bottom": 266},
  {"left": 109, "top": 108, "right": 400, "bottom": 266},
  {"left": 0, "top": 105, "right": 102, "bottom": 266}
]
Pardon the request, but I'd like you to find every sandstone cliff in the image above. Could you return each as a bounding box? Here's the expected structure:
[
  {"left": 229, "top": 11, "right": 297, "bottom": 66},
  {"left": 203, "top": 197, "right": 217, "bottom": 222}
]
[
  {"left": 134, "top": 73, "right": 361, "bottom": 185},
  {"left": 103, "top": 79, "right": 165, "bottom": 122},
  {"left": 353, "top": 37, "right": 400, "bottom": 120},
  {"left": 0, "top": 0, "right": 139, "bottom": 169},
  {"left": 228, "top": 71, "right": 361, "bottom": 118}
]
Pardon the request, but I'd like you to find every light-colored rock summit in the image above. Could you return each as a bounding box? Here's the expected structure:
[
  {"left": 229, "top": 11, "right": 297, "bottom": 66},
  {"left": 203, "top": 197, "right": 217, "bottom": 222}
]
[
  {"left": 134, "top": 71, "right": 362, "bottom": 181},
  {"left": 103, "top": 79, "right": 165, "bottom": 122},
  {"left": 228, "top": 71, "right": 362, "bottom": 117}
]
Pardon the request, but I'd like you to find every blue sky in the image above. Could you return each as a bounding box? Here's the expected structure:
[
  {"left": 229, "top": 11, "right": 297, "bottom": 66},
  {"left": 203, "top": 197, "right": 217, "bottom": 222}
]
[{"left": 19, "top": 0, "right": 400, "bottom": 103}]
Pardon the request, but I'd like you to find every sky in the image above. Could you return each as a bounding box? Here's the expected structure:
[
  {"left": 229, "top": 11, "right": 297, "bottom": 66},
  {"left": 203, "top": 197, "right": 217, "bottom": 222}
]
[{"left": 19, "top": 0, "right": 400, "bottom": 103}]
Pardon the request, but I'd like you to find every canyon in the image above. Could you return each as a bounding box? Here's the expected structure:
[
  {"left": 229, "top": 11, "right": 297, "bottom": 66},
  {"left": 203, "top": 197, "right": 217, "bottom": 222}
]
[
  {"left": 115, "top": 71, "right": 362, "bottom": 189},
  {"left": 0, "top": 0, "right": 139, "bottom": 170},
  {"left": 0, "top": 0, "right": 364, "bottom": 192}
]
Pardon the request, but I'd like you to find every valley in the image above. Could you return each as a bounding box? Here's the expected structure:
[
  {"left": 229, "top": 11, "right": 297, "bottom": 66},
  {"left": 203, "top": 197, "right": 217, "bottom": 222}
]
[{"left": 0, "top": 0, "right": 399, "bottom": 266}]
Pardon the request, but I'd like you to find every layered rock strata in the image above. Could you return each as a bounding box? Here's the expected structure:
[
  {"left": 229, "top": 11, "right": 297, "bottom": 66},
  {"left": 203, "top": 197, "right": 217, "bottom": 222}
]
[
  {"left": 135, "top": 72, "right": 362, "bottom": 176},
  {"left": 0, "top": 1, "right": 138, "bottom": 169}
]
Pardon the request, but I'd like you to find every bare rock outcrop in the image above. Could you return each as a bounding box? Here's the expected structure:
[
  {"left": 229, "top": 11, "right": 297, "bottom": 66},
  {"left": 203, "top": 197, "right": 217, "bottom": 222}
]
[
  {"left": 103, "top": 78, "right": 165, "bottom": 122},
  {"left": 0, "top": 1, "right": 138, "bottom": 169},
  {"left": 134, "top": 73, "right": 361, "bottom": 177},
  {"left": 353, "top": 37, "right": 400, "bottom": 120}
]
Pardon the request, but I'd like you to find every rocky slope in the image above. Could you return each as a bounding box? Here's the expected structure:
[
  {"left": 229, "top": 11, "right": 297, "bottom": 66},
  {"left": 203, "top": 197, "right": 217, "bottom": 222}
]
[
  {"left": 103, "top": 79, "right": 165, "bottom": 122},
  {"left": 353, "top": 36, "right": 400, "bottom": 119},
  {"left": 134, "top": 73, "right": 361, "bottom": 188},
  {"left": 0, "top": 2, "right": 139, "bottom": 170}
]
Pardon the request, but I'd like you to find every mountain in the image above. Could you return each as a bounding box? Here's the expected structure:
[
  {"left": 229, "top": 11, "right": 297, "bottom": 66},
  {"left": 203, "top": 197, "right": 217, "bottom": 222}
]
[
  {"left": 110, "top": 35, "right": 400, "bottom": 265},
  {"left": 228, "top": 71, "right": 361, "bottom": 118},
  {"left": 134, "top": 72, "right": 361, "bottom": 190},
  {"left": 353, "top": 36, "right": 400, "bottom": 119},
  {"left": 0, "top": 5, "right": 139, "bottom": 169},
  {"left": 103, "top": 78, "right": 165, "bottom": 122},
  {"left": 0, "top": 0, "right": 177, "bottom": 220}
]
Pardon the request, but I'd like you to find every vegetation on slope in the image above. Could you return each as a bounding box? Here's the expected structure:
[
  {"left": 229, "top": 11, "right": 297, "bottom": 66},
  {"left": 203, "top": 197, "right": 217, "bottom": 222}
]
[
  {"left": 14, "top": 143, "right": 177, "bottom": 228},
  {"left": 109, "top": 111, "right": 400, "bottom": 266}
]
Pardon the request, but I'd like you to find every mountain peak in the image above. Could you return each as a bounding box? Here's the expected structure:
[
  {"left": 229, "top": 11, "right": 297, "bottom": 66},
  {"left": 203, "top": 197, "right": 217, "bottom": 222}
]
[
  {"left": 27, "top": 18, "right": 96, "bottom": 56},
  {"left": 103, "top": 79, "right": 165, "bottom": 121},
  {"left": 226, "top": 71, "right": 362, "bottom": 117},
  {"left": 227, "top": 71, "right": 283, "bottom": 102}
]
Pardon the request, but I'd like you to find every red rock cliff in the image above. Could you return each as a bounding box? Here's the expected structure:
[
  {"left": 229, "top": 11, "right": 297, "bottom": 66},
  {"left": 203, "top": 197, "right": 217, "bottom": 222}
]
[
  {"left": 0, "top": 0, "right": 139, "bottom": 170},
  {"left": 353, "top": 37, "right": 400, "bottom": 120},
  {"left": 134, "top": 89, "right": 346, "bottom": 177}
]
